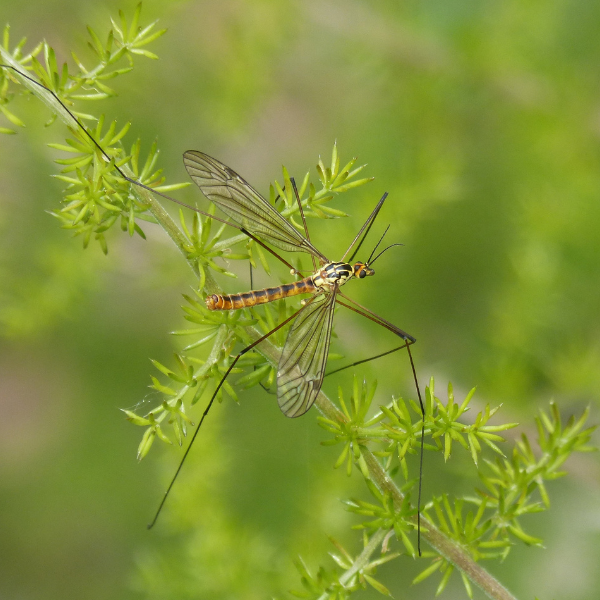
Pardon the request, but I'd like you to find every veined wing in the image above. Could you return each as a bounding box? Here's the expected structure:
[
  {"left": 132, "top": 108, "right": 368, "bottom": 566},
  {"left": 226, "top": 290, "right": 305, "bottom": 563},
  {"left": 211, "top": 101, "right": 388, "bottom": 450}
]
[
  {"left": 277, "top": 289, "right": 337, "bottom": 418},
  {"left": 183, "top": 151, "right": 327, "bottom": 261}
]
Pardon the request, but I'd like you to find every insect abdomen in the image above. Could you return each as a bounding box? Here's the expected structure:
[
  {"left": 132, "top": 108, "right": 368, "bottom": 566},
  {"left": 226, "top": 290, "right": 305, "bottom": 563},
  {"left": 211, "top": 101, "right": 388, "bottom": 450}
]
[{"left": 206, "top": 277, "right": 316, "bottom": 310}]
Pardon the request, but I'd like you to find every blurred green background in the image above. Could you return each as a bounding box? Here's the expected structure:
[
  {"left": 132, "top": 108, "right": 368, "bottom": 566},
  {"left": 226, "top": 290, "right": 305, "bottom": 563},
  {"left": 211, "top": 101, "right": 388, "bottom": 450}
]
[{"left": 1, "top": 1, "right": 599, "bottom": 598}]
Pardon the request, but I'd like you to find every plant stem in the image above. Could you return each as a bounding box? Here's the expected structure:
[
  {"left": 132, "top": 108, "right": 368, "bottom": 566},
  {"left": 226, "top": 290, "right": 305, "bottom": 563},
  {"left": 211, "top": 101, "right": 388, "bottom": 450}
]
[
  {"left": 339, "top": 528, "right": 388, "bottom": 585},
  {"left": 361, "top": 449, "right": 517, "bottom": 600},
  {"left": 316, "top": 528, "right": 389, "bottom": 600}
]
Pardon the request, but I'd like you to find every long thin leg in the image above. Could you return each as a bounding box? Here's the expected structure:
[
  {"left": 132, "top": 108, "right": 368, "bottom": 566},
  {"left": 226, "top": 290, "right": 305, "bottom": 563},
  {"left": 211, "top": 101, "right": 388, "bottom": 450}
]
[
  {"left": 335, "top": 291, "right": 425, "bottom": 556},
  {"left": 290, "top": 177, "right": 317, "bottom": 272},
  {"left": 146, "top": 296, "right": 316, "bottom": 529},
  {"left": 248, "top": 261, "right": 277, "bottom": 396},
  {"left": 406, "top": 341, "right": 425, "bottom": 557},
  {"left": 0, "top": 64, "right": 300, "bottom": 274},
  {"left": 324, "top": 344, "right": 408, "bottom": 378},
  {"left": 336, "top": 290, "right": 416, "bottom": 343}
]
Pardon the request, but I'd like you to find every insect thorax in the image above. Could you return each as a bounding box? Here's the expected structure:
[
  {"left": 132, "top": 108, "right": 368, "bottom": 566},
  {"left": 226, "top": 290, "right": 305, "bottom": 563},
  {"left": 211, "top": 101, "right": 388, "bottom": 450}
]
[{"left": 312, "top": 262, "right": 354, "bottom": 289}]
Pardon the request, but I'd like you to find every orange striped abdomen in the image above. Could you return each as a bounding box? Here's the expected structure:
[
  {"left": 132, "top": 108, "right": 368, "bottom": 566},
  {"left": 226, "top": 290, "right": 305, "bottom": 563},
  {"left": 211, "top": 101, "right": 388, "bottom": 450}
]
[{"left": 206, "top": 277, "right": 316, "bottom": 311}]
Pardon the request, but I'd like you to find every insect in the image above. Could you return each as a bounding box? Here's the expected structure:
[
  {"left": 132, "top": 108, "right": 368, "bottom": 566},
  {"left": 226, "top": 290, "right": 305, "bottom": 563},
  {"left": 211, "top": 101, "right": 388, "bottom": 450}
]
[
  {"left": 1, "top": 63, "right": 426, "bottom": 553},
  {"left": 183, "top": 151, "right": 419, "bottom": 416}
]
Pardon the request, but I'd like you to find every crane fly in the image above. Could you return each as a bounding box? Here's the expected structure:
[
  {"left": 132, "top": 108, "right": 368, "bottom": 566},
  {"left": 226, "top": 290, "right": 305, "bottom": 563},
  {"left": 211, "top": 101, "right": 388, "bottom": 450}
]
[
  {"left": 183, "top": 151, "right": 419, "bottom": 414},
  {"left": 160, "top": 152, "right": 426, "bottom": 550},
  {"left": 1, "top": 63, "right": 426, "bottom": 554}
]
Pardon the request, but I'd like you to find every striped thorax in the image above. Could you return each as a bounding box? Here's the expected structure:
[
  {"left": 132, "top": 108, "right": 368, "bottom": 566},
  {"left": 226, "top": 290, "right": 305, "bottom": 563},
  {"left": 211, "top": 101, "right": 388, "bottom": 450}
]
[{"left": 312, "top": 261, "right": 374, "bottom": 289}]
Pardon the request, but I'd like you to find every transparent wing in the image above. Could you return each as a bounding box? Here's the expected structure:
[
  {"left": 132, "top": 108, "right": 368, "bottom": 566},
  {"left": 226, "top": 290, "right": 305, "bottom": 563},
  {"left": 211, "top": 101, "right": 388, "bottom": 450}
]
[
  {"left": 183, "top": 151, "right": 327, "bottom": 260},
  {"left": 277, "top": 289, "right": 337, "bottom": 417}
]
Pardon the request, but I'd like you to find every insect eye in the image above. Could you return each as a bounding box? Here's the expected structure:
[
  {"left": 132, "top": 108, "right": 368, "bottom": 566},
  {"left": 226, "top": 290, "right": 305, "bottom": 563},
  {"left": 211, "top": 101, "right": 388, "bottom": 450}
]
[{"left": 359, "top": 270, "right": 366, "bottom": 278}]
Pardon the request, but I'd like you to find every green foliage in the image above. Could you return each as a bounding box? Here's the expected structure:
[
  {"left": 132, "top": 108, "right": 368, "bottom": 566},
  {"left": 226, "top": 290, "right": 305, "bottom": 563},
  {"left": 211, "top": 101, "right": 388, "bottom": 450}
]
[
  {"left": 1, "top": 3, "right": 165, "bottom": 129},
  {"left": 291, "top": 533, "right": 399, "bottom": 599},
  {"left": 473, "top": 403, "right": 595, "bottom": 547},
  {"left": 345, "top": 485, "right": 418, "bottom": 557},
  {"left": 0, "top": 25, "right": 42, "bottom": 133},
  {"left": 411, "top": 400, "right": 595, "bottom": 597},
  {"left": 0, "top": 4, "right": 186, "bottom": 253},
  {"left": 299, "top": 378, "right": 594, "bottom": 599},
  {"left": 271, "top": 143, "right": 373, "bottom": 227},
  {"left": 320, "top": 378, "right": 517, "bottom": 482}
]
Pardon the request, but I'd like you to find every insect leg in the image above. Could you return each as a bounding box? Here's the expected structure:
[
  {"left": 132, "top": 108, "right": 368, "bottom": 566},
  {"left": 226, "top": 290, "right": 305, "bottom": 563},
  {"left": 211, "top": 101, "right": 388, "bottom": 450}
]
[
  {"left": 324, "top": 344, "right": 408, "bottom": 378},
  {"left": 0, "top": 64, "right": 300, "bottom": 274},
  {"left": 335, "top": 291, "right": 425, "bottom": 556},
  {"left": 290, "top": 177, "right": 317, "bottom": 271},
  {"left": 248, "top": 263, "right": 269, "bottom": 391},
  {"left": 245, "top": 266, "right": 280, "bottom": 396},
  {"left": 146, "top": 297, "right": 316, "bottom": 529},
  {"left": 336, "top": 291, "right": 416, "bottom": 344}
]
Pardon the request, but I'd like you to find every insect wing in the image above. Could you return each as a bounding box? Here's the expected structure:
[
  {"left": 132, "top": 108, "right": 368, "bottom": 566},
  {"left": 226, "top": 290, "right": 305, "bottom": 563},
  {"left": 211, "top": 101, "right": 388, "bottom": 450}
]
[
  {"left": 183, "top": 151, "right": 326, "bottom": 260},
  {"left": 277, "top": 289, "right": 337, "bottom": 417}
]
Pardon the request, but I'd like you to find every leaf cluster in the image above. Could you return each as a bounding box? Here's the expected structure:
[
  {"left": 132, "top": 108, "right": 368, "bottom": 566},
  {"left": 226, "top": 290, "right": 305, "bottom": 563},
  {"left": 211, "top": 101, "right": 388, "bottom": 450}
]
[
  {"left": 270, "top": 143, "right": 373, "bottom": 229},
  {"left": 413, "top": 401, "right": 594, "bottom": 597},
  {"left": 0, "top": 4, "right": 188, "bottom": 252},
  {"left": 291, "top": 534, "right": 399, "bottom": 600},
  {"left": 1, "top": 3, "right": 164, "bottom": 129},
  {"left": 305, "top": 377, "right": 595, "bottom": 598}
]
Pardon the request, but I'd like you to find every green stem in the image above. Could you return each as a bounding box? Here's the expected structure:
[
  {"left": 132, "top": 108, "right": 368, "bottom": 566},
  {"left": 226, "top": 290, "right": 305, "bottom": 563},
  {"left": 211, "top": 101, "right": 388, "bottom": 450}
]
[
  {"left": 316, "top": 528, "right": 389, "bottom": 600},
  {"left": 338, "top": 528, "right": 388, "bottom": 585},
  {"left": 361, "top": 450, "right": 517, "bottom": 600}
]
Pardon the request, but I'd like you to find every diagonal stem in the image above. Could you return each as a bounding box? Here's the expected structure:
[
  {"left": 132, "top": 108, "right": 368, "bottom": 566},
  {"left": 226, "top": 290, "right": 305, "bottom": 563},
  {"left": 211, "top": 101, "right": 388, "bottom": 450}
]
[{"left": 316, "top": 528, "right": 390, "bottom": 600}]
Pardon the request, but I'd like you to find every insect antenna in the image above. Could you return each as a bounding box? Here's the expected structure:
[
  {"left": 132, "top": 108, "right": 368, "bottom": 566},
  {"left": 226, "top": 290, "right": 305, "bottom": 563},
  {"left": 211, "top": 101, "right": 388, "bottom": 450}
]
[
  {"left": 364, "top": 224, "right": 390, "bottom": 264},
  {"left": 357, "top": 224, "right": 404, "bottom": 266},
  {"left": 368, "top": 242, "right": 404, "bottom": 266}
]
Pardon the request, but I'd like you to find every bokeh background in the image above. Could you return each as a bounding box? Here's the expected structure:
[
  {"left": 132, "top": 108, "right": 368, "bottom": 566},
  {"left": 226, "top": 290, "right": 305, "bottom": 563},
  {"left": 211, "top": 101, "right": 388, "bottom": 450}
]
[{"left": 1, "top": 1, "right": 599, "bottom": 598}]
